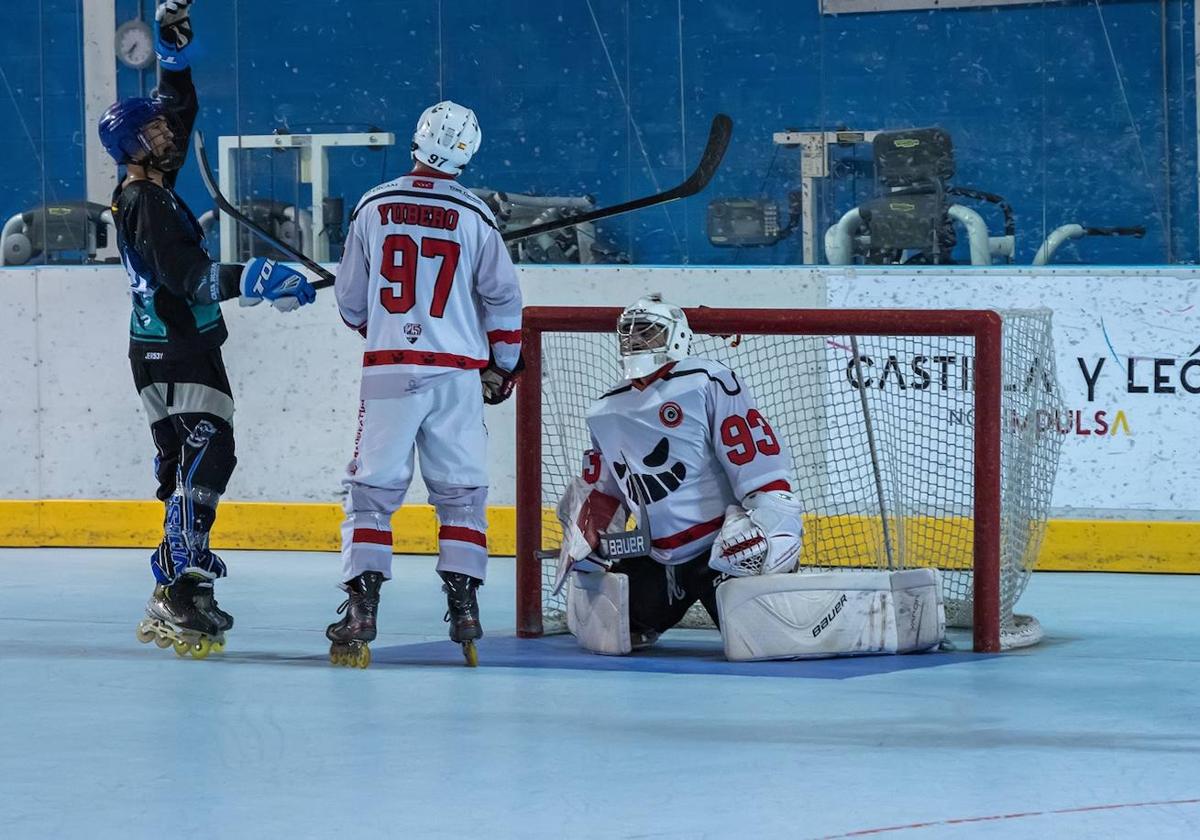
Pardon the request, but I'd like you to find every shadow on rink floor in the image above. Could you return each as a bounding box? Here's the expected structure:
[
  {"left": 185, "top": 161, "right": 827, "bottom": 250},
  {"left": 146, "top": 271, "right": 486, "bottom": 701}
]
[{"left": 367, "top": 632, "right": 994, "bottom": 679}]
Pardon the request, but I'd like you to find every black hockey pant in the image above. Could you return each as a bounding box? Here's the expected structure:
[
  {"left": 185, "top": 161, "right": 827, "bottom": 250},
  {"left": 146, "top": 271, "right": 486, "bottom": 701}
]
[
  {"left": 131, "top": 350, "right": 237, "bottom": 581},
  {"left": 609, "top": 553, "right": 722, "bottom": 635}
]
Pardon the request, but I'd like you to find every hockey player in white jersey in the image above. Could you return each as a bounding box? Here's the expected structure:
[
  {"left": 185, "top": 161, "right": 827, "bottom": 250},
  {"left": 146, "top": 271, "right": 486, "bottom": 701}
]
[
  {"left": 325, "top": 101, "right": 522, "bottom": 667},
  {"left": 555, "top": 295, "right": 805, "bottom": 653}
]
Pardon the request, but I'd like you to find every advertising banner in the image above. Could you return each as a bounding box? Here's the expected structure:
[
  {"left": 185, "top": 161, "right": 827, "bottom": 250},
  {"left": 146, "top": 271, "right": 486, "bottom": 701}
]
[{"left": 826, "top": 269, "right": 1200, "bottom": 515}]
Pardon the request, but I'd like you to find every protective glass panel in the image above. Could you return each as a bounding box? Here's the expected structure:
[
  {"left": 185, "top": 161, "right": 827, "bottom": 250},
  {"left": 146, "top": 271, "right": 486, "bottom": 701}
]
[
  {"left": 0, "top": 1, "right": 1191, "bottom": 267},
  {"left": 0, "top": 0, "right": 90, "bottom": 267}
]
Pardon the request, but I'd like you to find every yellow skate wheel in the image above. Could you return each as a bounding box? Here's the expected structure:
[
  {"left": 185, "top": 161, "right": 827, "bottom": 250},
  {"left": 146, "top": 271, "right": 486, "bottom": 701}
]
[
  {"left": 190, "top": 638, "right": 212, "bottom": 660},
  {"left": 136, "top": 625, "right": 156, "bottom": 644},
  {"left": 210, "top": 640, "right": 225, "bottom": 654},
  {"left": 462, "top": 641, "right": 478, "bottom": 667},
  {"left": 329, "top": 644, "right": 345, "bottom": 666},
  {"left": 155, "top": 634, "right": 173, "bottom": 649},
  {"left": 173, "top": 640, "right": 190, "bottom": 657},
  {"left": 355, "top": 646, "right": 371, "bottom": 669}
]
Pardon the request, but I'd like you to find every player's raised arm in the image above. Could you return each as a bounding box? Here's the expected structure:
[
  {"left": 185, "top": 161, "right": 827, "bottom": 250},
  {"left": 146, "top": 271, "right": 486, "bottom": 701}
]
[{"left": 152, "top": 0, "right": 198, "bottom": 191}]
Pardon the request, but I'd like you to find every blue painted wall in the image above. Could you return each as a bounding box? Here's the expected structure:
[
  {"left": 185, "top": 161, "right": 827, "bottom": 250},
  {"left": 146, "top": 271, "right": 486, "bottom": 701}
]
[
  {"left": 0, "top": 1, "right": 87, "bottom": 222},
  {"left": 1, "top": 0, "right": 1194, "bottom": 265}
]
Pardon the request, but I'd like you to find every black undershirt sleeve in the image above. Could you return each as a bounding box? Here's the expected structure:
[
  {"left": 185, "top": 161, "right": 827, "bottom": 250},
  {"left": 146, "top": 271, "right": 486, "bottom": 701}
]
[
  {"left": 155, "top": 67, "right": 199, "bottom": 192},
  {"left": 126, "top": 187, "right": 241, "bottom": 304}
]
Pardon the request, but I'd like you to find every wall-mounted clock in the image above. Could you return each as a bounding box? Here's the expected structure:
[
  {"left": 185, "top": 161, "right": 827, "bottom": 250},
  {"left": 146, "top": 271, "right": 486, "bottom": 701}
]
[{"left": 115, "top": 19, "right": 155, "bottom": 70}]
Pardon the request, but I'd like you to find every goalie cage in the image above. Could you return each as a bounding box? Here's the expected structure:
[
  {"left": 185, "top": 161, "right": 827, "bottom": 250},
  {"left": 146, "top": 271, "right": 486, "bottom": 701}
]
[{"left": 515, "top": 306, "right": 1065, "bottom": 653}]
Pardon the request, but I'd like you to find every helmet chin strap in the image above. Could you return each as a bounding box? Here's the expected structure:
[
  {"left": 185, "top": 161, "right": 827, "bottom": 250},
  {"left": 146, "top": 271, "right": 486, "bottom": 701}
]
[
  {"left": 150, "top": 147, "right": 185, "bottom": 172},
  {"left": 137, "top": 119, "right": 184, "bottom": 172}
]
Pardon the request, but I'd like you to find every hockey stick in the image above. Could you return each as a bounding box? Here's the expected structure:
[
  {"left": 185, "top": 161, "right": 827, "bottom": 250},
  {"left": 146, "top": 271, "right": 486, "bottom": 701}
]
[
  {"left": 500, "top": 113, "right": 733, "bottom": 244},
  {"left": 196, "top": 113, "right": 733, "bottom": 290},
  {"left": 193, "top": 131, "right": 338, "bottom": 287}
]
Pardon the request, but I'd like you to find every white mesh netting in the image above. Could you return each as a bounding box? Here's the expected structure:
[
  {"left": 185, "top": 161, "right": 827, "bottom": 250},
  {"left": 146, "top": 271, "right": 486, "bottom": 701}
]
[{"left": 532, "top": 309, "right": 1064, "bottom": 650}]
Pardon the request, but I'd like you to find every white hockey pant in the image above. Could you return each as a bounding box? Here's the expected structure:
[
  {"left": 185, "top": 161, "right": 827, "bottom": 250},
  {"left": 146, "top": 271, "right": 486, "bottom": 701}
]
[{"left": 340, "top": 371, "right": 490, "bottom": 584}]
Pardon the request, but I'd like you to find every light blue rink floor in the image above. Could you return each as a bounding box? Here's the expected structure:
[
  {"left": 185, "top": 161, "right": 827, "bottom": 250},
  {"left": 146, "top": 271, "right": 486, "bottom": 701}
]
[{"left": 1, "top": 550, "right": 1198, "bottom": 840}]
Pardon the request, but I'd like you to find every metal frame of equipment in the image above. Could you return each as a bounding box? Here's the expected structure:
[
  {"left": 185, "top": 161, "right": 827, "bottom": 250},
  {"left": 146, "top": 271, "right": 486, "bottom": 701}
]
[{"left": 217, "top": 131, "right": 395, "bottom": 263}]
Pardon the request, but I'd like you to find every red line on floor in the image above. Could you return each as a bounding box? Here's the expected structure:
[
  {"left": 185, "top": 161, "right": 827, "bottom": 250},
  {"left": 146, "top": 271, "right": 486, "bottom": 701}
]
[{"left": 817, "top": 798, "right": 1200, "bottom": 838}]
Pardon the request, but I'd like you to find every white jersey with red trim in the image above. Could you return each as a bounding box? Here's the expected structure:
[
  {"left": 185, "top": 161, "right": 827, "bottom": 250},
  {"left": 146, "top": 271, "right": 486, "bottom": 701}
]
[
  {"left": 582, "top": 357, "right": 794, "bottom": 565},
  {"left": 335, "top": 172, "right": 522, "bottom": 399}
]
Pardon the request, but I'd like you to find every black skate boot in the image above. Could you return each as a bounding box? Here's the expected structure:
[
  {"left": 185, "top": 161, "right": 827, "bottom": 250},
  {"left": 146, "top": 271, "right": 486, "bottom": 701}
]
[
  {"left": 326, "top": 571, "right": 384, "bottom": 669},
  {"left": 192, "top": 581, "right": 232, "bottom": 652},
  {"left": 190, "top": 550, "right": 233, "bottom": 646},
  {"left": 136, "top": 575, "right": 222, "bottom": 659},
  {"left": 631, "top": 629, "right": 660, "bottom": 651},
  {"left": 440, "top": 571, "right": 483, "bottom": 667}
]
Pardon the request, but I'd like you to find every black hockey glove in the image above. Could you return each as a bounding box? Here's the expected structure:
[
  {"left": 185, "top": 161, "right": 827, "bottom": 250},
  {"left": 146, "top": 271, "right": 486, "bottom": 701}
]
[
  {"left": 157, "top": 0, "right": 194, "bottom": 51},
  {"left": 480, "top": 353, "right": 524, "bottom": 405}
]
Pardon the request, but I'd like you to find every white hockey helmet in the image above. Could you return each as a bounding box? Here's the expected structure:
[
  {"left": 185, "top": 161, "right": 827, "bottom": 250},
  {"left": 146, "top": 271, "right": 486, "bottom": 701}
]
[
  {"left": 411, "top": 100, "right": 481, "bottom": 175},
  {"left": 617, "top": 293, "right": 692, "bottom": 380}
]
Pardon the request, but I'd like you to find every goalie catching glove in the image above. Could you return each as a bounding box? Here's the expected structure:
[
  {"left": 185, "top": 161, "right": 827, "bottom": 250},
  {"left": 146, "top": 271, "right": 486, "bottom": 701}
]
[{"left": 708, "top": 489, "right": 803, "bottom": 577}]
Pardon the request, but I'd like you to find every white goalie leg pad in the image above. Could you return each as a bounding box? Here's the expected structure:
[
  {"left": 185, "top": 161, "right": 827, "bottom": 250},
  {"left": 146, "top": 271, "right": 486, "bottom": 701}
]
[
  {"left": 890, "top": 568, "right": 946, "bottom": 654},
  {"left": 566, "top": 572, "right": 632, "bottom": 656},
  {"left": 716, "top": 569, "right": 944, "bottom": 661}
]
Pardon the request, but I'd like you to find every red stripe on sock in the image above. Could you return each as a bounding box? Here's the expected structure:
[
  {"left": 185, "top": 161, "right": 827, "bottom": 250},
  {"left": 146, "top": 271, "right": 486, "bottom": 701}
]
[
  {"left": 439, "top": 526, "right": 487, "bottom": 548},
  {"left": 352, "top": 528, "right": 393, "bottom": 546}
]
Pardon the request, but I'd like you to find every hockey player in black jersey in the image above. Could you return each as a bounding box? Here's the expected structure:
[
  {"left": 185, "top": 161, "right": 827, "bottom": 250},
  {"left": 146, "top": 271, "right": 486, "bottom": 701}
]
[{"left": 100, "top": 1, "right": 316, "bottom": 658}]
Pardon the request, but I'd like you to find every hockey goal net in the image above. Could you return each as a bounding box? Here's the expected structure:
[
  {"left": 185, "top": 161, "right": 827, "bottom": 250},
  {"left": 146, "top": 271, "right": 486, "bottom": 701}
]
[{"left": 515, "top": 307, "right": 1064, "bottom": 652}]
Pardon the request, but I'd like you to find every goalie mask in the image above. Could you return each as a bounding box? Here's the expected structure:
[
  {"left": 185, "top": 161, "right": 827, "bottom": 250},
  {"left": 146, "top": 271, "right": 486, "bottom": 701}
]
[
  {"left": 617, "top": 294, "right": 692, "bottom": 380},
  {"left": 411, "top": 100, "right": 481, "bottom": 175}
]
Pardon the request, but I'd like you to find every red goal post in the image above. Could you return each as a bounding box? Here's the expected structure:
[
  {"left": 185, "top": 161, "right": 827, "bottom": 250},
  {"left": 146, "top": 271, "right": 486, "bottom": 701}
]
[{"left": 516, "top": 306, "right": 1008, "bottom": 652}]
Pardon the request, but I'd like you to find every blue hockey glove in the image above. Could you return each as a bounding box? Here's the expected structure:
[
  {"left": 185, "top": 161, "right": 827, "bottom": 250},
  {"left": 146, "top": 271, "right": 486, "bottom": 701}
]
[
  {"left": 240, "top": 258, "right": 317, "bottom": 312},
  {"left": 156, "top": 0, "right": 194, "bottom": 69}
]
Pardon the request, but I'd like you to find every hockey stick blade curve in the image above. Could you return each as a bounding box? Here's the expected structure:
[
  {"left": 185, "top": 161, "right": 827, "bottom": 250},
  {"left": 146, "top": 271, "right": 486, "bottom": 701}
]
[
  {"left": 501, "top": 113, "right": 733, "bottom": 244},
  {"left": 193, "top": 131, "right": 337, "bottom": 288}
]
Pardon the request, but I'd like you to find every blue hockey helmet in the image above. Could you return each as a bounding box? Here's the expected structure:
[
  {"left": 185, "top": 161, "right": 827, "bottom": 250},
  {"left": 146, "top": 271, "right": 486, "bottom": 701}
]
[{"left": 98, "top": 97, "right": 182, "bottom": 170}]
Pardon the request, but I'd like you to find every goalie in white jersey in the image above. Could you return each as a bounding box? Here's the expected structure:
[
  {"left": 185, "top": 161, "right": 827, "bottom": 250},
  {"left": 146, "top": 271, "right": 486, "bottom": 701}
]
[
  {"left": 556, "top": 295, "right": 805, "bottom": 654},
  {"left": 559, "top": 296, "right": 947, "bottom": 660},
  {"left": 324, "top": 100, "right": 522, "bottom": 667}
]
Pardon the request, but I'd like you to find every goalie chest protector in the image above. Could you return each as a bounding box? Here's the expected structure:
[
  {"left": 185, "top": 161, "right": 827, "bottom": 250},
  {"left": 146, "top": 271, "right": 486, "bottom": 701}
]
[{"left": 585, "top": 357, "right": 790, "bottom": 564}]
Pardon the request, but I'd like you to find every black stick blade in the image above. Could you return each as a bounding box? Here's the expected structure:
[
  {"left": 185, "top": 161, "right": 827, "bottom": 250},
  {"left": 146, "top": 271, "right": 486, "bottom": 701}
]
[
  {"left": 680, "top": 113, "right": 733, "bottom": 196},
  {"left": 502, "top": 113, "right": 734, "bottom": 244}
]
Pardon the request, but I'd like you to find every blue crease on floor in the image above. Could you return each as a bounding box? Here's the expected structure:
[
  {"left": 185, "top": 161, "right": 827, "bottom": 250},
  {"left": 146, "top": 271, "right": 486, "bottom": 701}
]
[{"left": 366, "top": 633, "right": 994, "bottom": 678}]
